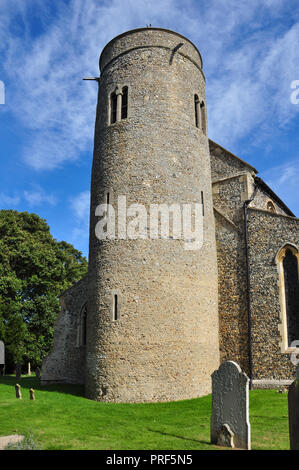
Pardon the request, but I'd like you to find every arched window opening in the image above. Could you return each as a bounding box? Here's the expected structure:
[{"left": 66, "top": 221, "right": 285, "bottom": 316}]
[
  {"left": 283, "top": 249, "right": 299, "bottom": 347},
  {"left": 121, "top": 86, "right": 128, "bottom": 119},
  {"left": 277, "top": 245, "right": 299, "bottom": 352},
  {"left": 110, "top": 92, "right": 117, "bottom": 124},
  {"left": 200, "top": 101, "right": 206, "bottom": 135},
  {"left": 79, "top": 303, "right": 87, "bottom": 346},
  {"left": 266, "top": 201, "right": 276, "bottom": 213},
  {"left": 194, "top": 94, "right": 199, "bottom": 128}
]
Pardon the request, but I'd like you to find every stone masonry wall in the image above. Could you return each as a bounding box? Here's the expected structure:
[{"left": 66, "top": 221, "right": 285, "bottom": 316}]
[
  {"left": 209, "top": 140, "right": 256, "bottom": 181},
  {"left": 210, "top": 140, "right": 297, "bottom": 383},
  {"left": 86, "top": 28, "right": 220, "bottom": 402},
  {"left": 41, "top": 276, "right": 87, "bottom": 384},
  {"left": 247, "top": 209, "right": 299, "bottom": 381},
  {"left": 250, "top": 186, "right": 288, "bottom": 216},
  {"left": 212, "top": 173, "right": 252, "bottom": 374}
]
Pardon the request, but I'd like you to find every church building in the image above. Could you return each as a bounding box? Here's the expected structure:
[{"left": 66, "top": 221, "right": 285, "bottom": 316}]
[{"left": 41, "top": 28, "right": 299, "bottom": 402}]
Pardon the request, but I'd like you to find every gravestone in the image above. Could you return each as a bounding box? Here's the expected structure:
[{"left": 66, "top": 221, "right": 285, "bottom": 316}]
[
  {"left": 0, "top": 341, "right": 4, "bottom": 376},
  {"left": 29, "top": 388, "right": 35, "bottom": 400},
  {"left": 217, "top": 423, "right": 235, "bottom": 448},
  {"left": 35, "top": 367, "right": 41, "bottom": 379},
  {"left": 15, "top": 384, "right": 22, "bottom": 399},
  {"left": 0, "top": 341, "right": 4, "bottom": 364},
  {"left": 27, "top": 362, "right": 31, "bottom": 376},
  {"left": 211, "top": 361, "right": 251, "bottom": 450},
  {"left": 288, "top": 373, "right": 299, "bottom": 449}
]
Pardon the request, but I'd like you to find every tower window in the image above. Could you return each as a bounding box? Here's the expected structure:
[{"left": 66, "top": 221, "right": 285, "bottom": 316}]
[
  {"left": 110, "top": 86, "right": 128, "bottom": 124},
  {"left": 105, "top": 191, "right": 110, "bottom": 217},
  {"left": 110, "top": 91, "right": 117, "bottom": 124},
  {"left": 121, "top": 86, "right": 128, "bottom": 119},
  {"left": 201, "top": 191, "right": 205, "bottom": 216},
  {"left": 194, "top": 94, "right": 199, "bottom": 128},
  {"left": 113, "top": 294, "right": 118, "bottom": 321},
  {"left": 200, "top": 101, "right": 206, "bottom": 135}
]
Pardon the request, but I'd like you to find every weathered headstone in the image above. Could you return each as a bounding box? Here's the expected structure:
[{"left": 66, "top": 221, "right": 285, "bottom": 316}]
[
  {"left": 0, "top": 341, "right": 4, "bottom": 376},
  {"left": 217, "top": 423, "right": 235, "bottom": 448},
  {"left": 35, "top": 367, "right": 41, "bottom": 379},
  {"left": 15, "top": 363, "right": 21, "bottom": 381},
  {"left": 15, "top": 384, "right": 22, "bottom": 399},
  {"left": 0, "top": 341, "right": 4, "bottom": 365},
  {"left": 29, "top": 388, "right": 35, "bottom": 400},
  {"left": 288, "top": 377, "right": 299, "bottom": 449},
  {"left": 211, "top": 361, "right": 251, "bottom": 450},
  {"left": 27, "top": 362, "right": 31, "bottom": 376}
]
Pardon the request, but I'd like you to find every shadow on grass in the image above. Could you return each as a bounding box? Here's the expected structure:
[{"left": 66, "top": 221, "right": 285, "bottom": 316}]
[
  {"left": 147, "top": 428, "right": 211, "bottom": 446},
  {"left": 251, "top": 415, "right": 288, "bottom": 421},
  {"left": 0, "top": 375, "right": 84, "bottom": 397}
]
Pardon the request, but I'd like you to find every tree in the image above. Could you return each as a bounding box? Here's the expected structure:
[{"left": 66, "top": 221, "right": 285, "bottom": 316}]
[{"left": 0, "top": 210, "right": 88, "bottom": 371}]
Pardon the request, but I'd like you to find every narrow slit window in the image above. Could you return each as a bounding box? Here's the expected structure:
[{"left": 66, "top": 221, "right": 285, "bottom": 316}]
[
  {"left": 78, "top": 303, "right": 87, "bottom": 347},
  {"left": 82, "top": 307, "right": 87, "bottom": 346},
  {"left": 121, "top": 86, "right": 128, "bottom": 119},
  {"left": 200, "top": 101, "right": 206, "bottom": 135},
  {"left": 201, "top": 191, "right": 204, "bottom": 216},
  {"left": 110, "top": 92, "right": 117, "bottom": 124},
  {"left": 106, "top": 192, "right": 110, "bottom": 217},
  {"left": 113, "top": 294, "right": 118, "bottom": 321},
  {"left": 194, "top": 94, "right": 199, "bottom": 128}
]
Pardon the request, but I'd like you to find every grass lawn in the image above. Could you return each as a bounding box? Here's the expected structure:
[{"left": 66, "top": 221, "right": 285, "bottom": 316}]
[{"left": 0, "top": 375, "right": 290, "bottom": 450}]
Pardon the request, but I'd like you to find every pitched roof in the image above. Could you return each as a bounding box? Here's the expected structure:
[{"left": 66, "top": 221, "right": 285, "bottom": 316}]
[
  {"left": 254, "top": 176, "right": 295, "bottom": 217},
  {"left": 209, "top": 139, "right": 258, "bottom": 174},
  {"left": 209, "top": 139, "right": 296, "bottom": 218}
]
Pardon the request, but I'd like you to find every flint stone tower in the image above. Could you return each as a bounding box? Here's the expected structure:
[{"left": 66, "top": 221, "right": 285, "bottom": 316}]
[{"left": 86, "top": 27, "right": 219, "bottom": 402}]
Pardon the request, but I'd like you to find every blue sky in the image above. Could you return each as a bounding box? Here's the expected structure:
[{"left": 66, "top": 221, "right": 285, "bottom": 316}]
[{"left": 0, "top": 0, "right": 299, "bottom": 258}]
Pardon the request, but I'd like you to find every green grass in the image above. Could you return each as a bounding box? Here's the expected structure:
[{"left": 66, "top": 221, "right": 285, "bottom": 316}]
[{"left": 0, "top": 376, "right": 290, "bottom": 450}]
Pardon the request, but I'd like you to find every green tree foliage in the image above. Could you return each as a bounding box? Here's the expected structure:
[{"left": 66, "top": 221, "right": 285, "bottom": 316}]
[{"left": 0, "top": 210, "right": 88, "bottom": 370}]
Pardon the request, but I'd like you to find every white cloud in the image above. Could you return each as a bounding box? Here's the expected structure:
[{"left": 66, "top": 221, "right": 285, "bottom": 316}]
[
  {"left": 1, "top": 0, "right": 299, "bottom": 169},
  {"left": 0, "top": 186, "right": 56, "bottom": 208},
  {"left": 262, "top": 158, "right": 299, "bottom": 215},
  {"left": 0, "top": 193, "right": 20, "bottom": 207},
  {"left": 69, "top": 190, "right": 90, "bottom": 254},
  {"left": 70, "top": 190, "right": 90, "bottom": 221},
  {"left": 23, "top": 187, "right": 57, "bottom": 206}
]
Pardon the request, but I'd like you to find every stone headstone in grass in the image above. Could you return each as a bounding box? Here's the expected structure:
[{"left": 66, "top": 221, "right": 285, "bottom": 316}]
[
  {"left": 15, "top": 384, "right": 22, "bottom": 399},
  {"left": 29, "top": 388, "right": 35, "bottom": 400},
  {"left": 35, "top": 367, "right": 41, "bottom": 379},
  {"left": 0, "top": 341, "right": 4, "bottom": 365},
  {"left": 288, "top": 378, "right": 299, "bottom": 449},
  {"left": 211, "top": 361, "right": 251, "bottom": 450}
]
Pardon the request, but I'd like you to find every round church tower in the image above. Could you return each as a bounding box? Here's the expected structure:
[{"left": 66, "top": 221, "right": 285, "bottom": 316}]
[{"left": 86, "top": 28, "right": 219, "bottom": 402}]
